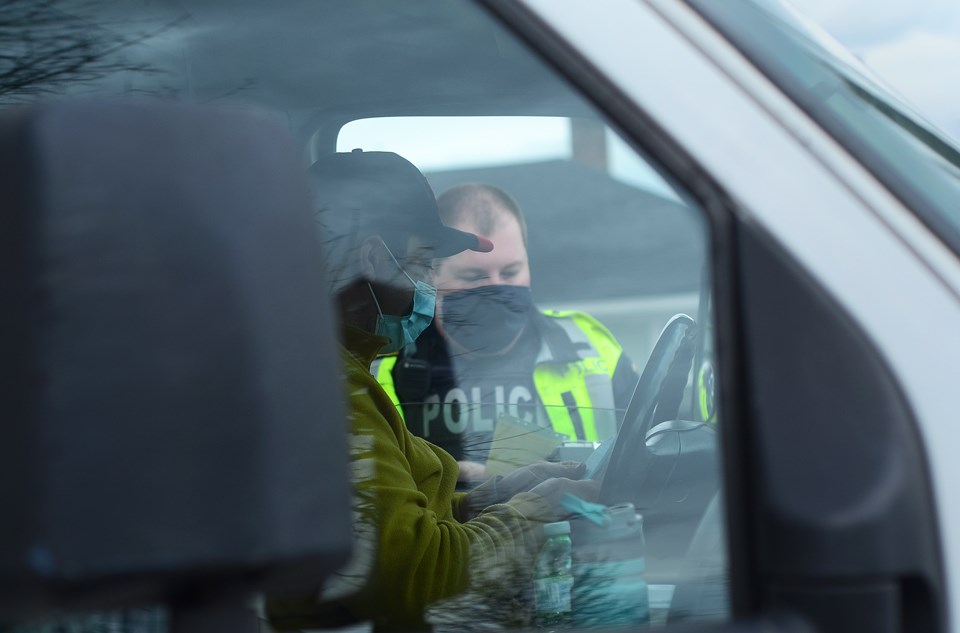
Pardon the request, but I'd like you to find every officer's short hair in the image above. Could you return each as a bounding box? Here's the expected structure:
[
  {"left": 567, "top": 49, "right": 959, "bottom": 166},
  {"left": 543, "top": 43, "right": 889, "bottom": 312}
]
[{"left": 437, "top": 183, "right": 528, "bottom": 246}]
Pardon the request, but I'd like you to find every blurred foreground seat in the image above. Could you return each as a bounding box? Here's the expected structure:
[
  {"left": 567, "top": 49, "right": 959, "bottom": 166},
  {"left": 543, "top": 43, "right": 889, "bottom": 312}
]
[{"left": 0, "top": 102, "right": 351, "bottom": 631}]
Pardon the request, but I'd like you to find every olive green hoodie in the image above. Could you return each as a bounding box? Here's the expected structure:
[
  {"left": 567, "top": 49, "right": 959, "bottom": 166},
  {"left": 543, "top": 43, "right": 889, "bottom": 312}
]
[{"left": 267, "top": 327, "right": 550, "bottom": 632}]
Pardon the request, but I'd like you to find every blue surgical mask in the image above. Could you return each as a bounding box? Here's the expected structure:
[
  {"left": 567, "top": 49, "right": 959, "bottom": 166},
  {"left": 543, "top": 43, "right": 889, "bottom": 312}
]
[{"left": 368, "top": 242, "right": 437, "bottom": 354}]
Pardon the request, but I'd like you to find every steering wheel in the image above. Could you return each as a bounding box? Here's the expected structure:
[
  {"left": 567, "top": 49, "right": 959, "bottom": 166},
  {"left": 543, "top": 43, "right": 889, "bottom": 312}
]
[{"left": 597, "top": 313, "right": 697, "bottom": 504}]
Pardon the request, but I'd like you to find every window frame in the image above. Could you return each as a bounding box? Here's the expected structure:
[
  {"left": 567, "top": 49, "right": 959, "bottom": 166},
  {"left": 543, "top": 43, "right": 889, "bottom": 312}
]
[{"left": 476, "top": 0, "right": 752, "bottom": 617}]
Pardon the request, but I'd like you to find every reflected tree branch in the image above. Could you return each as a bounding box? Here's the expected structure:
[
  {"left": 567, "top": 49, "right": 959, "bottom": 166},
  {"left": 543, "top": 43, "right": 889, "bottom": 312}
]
[{"left": 0, "top": 0, "right": 181, "bottom": 104}]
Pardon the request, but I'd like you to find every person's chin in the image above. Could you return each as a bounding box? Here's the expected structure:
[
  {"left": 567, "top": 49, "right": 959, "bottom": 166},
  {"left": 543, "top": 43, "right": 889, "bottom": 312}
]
[{"left": 445, "top": 325, "right": 527, "bottom": 357}]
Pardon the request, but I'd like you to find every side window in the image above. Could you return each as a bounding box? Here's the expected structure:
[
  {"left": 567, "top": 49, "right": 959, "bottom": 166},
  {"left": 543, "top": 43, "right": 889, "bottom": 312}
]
[
  {"left": 6, "top": 0, "right": 725, "bottom": 630},
  {"left": 337, "top": 121, "right": 723, "bottom": 628}
]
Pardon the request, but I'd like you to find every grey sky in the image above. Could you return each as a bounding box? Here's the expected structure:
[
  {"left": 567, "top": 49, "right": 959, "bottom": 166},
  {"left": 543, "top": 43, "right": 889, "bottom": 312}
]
[{"left": 788, "top": 0, "right": 960, "bottom": 142}]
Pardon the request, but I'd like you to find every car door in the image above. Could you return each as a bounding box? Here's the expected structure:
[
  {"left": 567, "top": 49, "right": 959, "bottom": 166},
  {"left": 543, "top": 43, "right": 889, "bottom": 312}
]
[
  {"left": 488, "top": 0, "right": 960, "bottom": 632},
  {"left": 4, "top": 0, "right": 958, "bottom": 632},
  {"left": 2, "top": 2, "right": 725, "bottom": 630}
]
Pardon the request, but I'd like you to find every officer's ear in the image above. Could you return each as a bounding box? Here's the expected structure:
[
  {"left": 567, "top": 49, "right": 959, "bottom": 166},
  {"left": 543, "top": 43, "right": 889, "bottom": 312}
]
[{"left": 358, "top": 235, "right": 386, "bottom": 280}]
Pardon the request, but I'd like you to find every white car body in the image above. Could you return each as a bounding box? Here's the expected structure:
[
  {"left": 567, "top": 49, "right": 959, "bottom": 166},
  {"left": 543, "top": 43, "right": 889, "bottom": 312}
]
[{"left": 524, "top": 0, "right": 960, "bottom": 629}]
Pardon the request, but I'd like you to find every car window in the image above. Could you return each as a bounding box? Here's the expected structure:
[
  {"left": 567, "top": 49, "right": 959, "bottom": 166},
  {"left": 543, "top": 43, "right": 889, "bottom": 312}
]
[
  {"left": 691, "top": 0, "right": 960, "bottom": 258},
  {"left": 344, "top": 117, "right": 722, "bottom": 630},
  {"left": 4, "top": 0, "right": 727, "bottom": 630}
]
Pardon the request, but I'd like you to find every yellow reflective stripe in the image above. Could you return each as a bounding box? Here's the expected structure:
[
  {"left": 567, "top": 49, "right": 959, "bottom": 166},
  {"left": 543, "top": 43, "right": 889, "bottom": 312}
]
[
  {"left": 534, "top": 367, "right": 576, "bottom": 440},
  {"left": 533, "top": 312, "right": 625, "bottom": 442},
  {"left": 697, "top": 362, "right": 716, "bottom": 424},
  {"left": 547, "top": 311, "right": 623, "bottom": 370},
  {"left": 372, "top": 356, "right": 404, "bottom": 419},
  {"left": 534, "top": 361, "right": 604, "bottom": 441}
]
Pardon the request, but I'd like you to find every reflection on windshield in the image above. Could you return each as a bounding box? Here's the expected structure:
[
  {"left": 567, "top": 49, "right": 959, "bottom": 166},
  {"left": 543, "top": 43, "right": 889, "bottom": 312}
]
[
  {"left": 840, "top": 78, "right": 960, "bottom": 174},
  {"left": 5, "top": 1, "right": 727, "bottom": 630},
  {"left": 691, "top": 0, "right": 960, "bottom": 255},
  {"left": 760, "top": 0, "right": 960, "bottom": 173}
]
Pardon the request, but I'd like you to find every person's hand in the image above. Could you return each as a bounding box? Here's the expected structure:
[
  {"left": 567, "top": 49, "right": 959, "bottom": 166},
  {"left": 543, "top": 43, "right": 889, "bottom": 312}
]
[
  {"left": 459, "top": 461, "right": 585, "bottom": 520},
  {"left": 500, "top": 461, "right": 586, "bottom": 496},
  {"left": 526, "top": 476, "right": 601, "bottom": 523}
]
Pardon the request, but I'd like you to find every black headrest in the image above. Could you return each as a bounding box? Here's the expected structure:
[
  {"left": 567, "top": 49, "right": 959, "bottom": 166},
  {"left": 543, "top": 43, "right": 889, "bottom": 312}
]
[{"left": 0, "top": 102, "right": 351, "bottom": 619}]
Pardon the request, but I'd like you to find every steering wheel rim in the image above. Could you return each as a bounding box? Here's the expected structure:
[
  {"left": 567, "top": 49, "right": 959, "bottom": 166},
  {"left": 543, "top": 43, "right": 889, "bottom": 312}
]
[{"left": 599, "top": 313, "right": 697, "bottom": 504}]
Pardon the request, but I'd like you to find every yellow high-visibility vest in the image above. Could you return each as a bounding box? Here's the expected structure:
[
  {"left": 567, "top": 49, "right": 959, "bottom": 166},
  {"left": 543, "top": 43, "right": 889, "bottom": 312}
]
[{"left": 372, "top": 310, "right": 624, "bottom": 442}]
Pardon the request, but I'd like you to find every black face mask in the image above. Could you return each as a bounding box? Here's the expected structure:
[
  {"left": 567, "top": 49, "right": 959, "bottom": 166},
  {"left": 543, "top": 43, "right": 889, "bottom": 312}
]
[{"left": 440, "top": 285, "right": 533, "bottom": 354}]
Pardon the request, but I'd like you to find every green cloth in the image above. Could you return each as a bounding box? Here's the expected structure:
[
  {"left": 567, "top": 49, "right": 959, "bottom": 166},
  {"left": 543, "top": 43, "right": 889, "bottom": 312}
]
[{"left": 267, "top": 326, "right": 550, "bottom": 632}]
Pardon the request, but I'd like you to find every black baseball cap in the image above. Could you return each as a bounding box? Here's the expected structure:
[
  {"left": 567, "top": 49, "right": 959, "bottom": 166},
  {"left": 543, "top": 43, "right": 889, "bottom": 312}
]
[{"left": 310, "top": 149, "right": 493, "bottom": 257}]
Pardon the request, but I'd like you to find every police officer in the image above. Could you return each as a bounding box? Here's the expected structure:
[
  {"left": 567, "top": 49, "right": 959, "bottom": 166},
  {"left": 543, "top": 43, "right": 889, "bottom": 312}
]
[{"left": 373, "top": 183, "right": 639, "bottom": 481}]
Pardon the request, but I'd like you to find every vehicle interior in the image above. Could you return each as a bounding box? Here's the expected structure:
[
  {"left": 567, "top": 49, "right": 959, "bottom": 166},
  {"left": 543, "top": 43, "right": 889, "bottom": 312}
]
[{"left": 2, "top": 0, "right": 727, "bottom": 630}]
